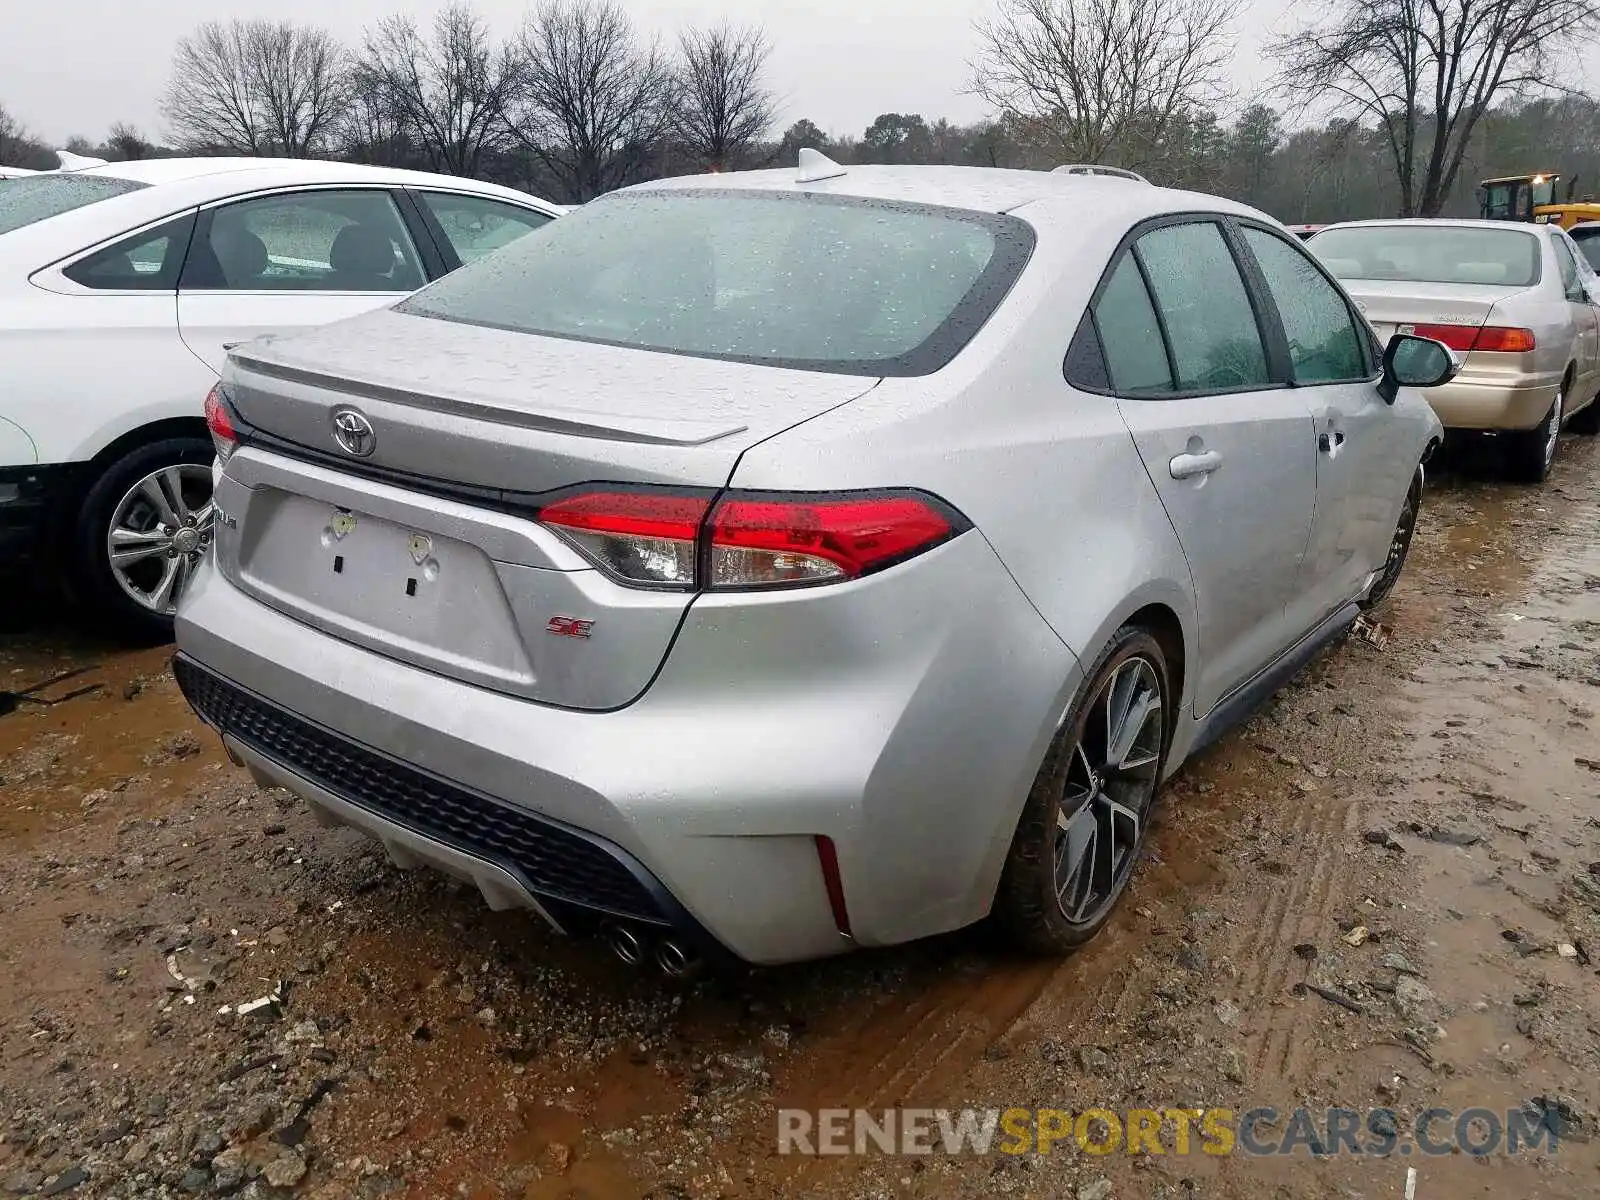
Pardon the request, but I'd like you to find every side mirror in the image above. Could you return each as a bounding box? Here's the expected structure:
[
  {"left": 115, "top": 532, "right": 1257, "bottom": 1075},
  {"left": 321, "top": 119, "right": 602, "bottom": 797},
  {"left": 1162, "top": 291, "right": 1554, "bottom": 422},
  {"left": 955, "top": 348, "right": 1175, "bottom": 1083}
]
[{"left": 1377, "top": 333, "right": 1457, "bottom": 404}]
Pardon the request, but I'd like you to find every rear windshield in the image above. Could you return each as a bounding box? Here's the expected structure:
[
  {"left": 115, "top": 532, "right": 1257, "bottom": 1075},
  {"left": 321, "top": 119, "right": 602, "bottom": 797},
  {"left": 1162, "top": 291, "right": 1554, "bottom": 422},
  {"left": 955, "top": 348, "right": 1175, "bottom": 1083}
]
[
  {"left": 398, "top": 189, "right": 1035, "bottom": 375},
  {"left": 1310, "top": 225, "right": 1541, "bottom": 287},
  {"left": 0, "top": 174, "right": 148, "bottom": 236}
]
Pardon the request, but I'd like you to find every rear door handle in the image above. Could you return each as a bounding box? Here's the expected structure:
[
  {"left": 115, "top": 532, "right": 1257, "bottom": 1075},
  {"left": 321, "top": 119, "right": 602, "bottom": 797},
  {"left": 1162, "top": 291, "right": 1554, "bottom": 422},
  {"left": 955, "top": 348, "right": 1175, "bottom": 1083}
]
[
  {"left": 1169, "top": 450, "right": 1222, "bottom": 479},
  {"left": 222, "top": 340, "right": 244, "bottom": 350},
  {"left": 1318, "top": 430, "right": 1346, "bottom": 452}
]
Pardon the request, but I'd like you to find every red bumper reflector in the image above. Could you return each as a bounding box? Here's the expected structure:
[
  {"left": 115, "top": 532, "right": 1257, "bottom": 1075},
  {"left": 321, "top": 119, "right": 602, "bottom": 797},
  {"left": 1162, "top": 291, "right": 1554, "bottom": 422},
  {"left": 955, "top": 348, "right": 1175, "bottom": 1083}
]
[{"left": 814, "top": 835, "right": 853, "bottom": 939}]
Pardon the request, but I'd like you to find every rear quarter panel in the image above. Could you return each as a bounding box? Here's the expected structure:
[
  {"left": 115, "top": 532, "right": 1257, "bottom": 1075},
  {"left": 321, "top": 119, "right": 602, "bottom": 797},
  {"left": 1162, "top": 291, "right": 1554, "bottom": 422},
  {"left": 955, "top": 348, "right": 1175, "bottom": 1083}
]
[
  {"left": 727, "top": 205, "right": 1199, "bottom": 731},
  {"left": 0, "top": 288, "right": 213, "bottom": 465},
  {"left": 1495, "top": 263, "right": 1579, "bottom": 382},
  {"left": 725, "top": 210, "right": 1201, "bottom": 929}
]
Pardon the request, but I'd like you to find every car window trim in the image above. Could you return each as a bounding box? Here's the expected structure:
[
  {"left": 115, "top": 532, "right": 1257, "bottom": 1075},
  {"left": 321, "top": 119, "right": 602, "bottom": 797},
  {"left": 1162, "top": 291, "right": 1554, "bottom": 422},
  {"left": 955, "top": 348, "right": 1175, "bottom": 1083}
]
[
  {"left": 1066, "top": 210, "right": 1293, "bottom": 402},
  {"left": 178, "top": 185, "right": 426, "bottom": 295},
  {"left": 28, "top": 207, "right": 202, "bottom": 298},
  {"left": 1216, "top": 218, "right": 1296, "bottom": 386},
  {"left": 405, "top": 184, "right": 560, "bottom": 220},
  {"left": 1229, "top": 218, "right": 1382, "bottom": 385},
  {"left": 392, "top": 187, "right": 452, "bottom": 278}
]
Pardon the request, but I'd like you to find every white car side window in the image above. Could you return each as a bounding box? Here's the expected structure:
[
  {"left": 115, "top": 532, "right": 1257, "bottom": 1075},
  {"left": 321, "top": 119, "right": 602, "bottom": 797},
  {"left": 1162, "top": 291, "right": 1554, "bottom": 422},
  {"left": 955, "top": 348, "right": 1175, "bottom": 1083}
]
[{"left": 183, "top": 189, "right": 425, "bottom": 293}]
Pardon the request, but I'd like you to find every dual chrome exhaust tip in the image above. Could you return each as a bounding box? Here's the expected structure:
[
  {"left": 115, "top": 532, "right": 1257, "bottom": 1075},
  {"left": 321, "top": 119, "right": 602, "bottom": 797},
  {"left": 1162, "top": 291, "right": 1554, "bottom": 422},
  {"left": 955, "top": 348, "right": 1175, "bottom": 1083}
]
[{"left": 602, "top": 922, "right": 702, "bottom": 980}]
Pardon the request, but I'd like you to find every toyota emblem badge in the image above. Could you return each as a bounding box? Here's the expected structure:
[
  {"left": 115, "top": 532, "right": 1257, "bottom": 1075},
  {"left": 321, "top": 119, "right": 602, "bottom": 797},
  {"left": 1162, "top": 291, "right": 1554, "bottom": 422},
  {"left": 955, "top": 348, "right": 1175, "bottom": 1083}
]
[{"left": 331, "top": 407, "right": 376, "bottom": 458}]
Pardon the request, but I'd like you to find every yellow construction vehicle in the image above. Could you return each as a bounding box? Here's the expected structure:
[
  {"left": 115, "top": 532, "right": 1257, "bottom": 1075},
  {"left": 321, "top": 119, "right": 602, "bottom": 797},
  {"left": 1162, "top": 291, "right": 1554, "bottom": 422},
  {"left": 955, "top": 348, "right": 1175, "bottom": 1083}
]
[{"left": 1477, "top": 172, "right": 1600, "bottom": 227}]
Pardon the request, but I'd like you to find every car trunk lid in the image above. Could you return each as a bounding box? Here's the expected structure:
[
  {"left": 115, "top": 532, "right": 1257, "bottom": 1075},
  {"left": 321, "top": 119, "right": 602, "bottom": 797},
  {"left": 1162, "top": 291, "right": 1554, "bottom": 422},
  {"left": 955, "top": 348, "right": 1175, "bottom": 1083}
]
[
  {"left": 215, "top": 308, "right": 879, "bottom": 709},
  {"left": 1338, "top": 279, "right": 1526, "bottom": 345}
]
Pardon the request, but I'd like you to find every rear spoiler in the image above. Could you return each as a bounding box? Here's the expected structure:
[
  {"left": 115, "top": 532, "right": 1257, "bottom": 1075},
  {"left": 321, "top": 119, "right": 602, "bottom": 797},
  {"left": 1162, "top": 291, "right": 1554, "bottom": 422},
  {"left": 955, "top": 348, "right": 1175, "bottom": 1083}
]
[
  {"left": 55, "top": 150, "right": 108, "bottom": 172},
  {"left": 1052, "top": 164, "right": 1150, "bottom": 184}
]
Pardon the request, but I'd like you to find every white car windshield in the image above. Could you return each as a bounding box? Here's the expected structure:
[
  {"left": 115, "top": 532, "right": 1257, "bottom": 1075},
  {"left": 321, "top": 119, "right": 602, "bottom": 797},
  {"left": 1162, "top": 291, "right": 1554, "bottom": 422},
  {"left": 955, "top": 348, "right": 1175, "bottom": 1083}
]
[
  {"left": 0, "top": 174, "right": 147, "bottom": 236},
  {"left": 398, "top": 189, "right": 1035, "bottom": 376},
  {"left": 1311, "top": 225, "right": 1541, "bottom": 287}
]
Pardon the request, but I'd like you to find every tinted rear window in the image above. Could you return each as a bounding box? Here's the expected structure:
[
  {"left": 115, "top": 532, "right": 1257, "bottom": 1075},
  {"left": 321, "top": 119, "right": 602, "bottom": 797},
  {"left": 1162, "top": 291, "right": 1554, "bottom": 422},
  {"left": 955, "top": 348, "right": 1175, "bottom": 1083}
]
[
  {"left": 398, "top": 189, "right": 1035, "bottom": 375},
  {"left": 0, "top": 174, "right": 149, "bottom": 236},
  {"left": 1310, "top": 225, "right": 1540, "bottom": 287}
]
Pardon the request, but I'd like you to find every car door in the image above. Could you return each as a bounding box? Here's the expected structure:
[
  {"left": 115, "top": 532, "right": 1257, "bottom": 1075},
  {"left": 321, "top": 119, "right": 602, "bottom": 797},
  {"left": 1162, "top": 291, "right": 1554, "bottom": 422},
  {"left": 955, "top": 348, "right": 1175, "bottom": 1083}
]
[
  {"left": 1104, "top": 218, "right": 1319, "bottom": 717},
  {"left": 175, "top": 188, "right": 431, "bottom": 374},
  {"left": 1236, "top": 223, "right": 1402, "bottom": 627},
  {"left": 1551, "top": 231, "right": 1600, "bottom": 404},
  {"left": 408, "top": 190, "right": 555, "bottom": 269}
]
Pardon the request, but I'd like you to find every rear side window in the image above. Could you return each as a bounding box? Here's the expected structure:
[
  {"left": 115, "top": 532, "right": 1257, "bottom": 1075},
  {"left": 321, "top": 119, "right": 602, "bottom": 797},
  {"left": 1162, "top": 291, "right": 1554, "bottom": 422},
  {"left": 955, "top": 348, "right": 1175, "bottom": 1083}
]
[
  {"left": 399, "top": 190, "right": 1035, "bottom": 377},
  {"left": 1092, "top": 257, "right": 1172, "bottom": 393},
  {"left": 1242, "top": 228, "right": 1368, "bottom": 384},
  {"left": 416, "top": 192, "right": 551, "bottom": 265},
  {"left": 0, "top": 174, "right": 148, "bottom": 236},
  {"left": 1569, "top": 227, "right": 1600, "bottom": 272},
  {"left": 1136, "top": 223, "right": 1271, "bottom": 392},
  {"left": 1552, "top": 234, "right": 1582, "bottom": 299},
  {"left": 182, "top": 189, "right": 425, "bottom": 292},
  {"left": 63, "top": 214, "right": 195, "bottom": 290}
]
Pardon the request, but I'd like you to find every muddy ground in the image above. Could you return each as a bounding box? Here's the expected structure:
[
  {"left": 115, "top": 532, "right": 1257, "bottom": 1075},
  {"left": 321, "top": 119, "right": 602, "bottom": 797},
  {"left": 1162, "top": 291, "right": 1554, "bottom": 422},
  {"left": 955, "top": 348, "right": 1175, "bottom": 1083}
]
[{"left": 3, "top": 437, "right": 1600, "bottom": 1200}]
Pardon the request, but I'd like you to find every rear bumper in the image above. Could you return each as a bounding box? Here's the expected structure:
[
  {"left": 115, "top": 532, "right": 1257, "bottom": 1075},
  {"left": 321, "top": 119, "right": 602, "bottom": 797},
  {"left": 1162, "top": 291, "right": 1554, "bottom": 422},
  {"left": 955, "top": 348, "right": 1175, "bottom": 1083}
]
[
  {"left": 1422, "top": 375, "right": 1560, "bottom": 431},
  {"left": 174, "top": 533, "right": 1079, "bottom": 965}
]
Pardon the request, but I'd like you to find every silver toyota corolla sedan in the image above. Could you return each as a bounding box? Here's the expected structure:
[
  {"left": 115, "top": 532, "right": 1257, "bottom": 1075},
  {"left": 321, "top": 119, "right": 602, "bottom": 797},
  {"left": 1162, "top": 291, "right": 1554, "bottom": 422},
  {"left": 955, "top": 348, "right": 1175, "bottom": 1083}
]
[
  {"left": 173, "top": 161, "right": 1451, "bottom": 969},
  {"left": 1310, "top": 219, "right": 1600, "bottom": 481}
]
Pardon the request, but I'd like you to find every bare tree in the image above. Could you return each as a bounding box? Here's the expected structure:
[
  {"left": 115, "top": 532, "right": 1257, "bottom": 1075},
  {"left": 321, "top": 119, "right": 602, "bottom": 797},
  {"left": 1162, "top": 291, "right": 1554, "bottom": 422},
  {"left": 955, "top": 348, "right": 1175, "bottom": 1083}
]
[
  {"left": 105, "top": 123, "right": 152, "bottom": 161},
  {"left": 335, "top": 79, "right": 417, "bottom": 167},
  {"left": 350, "top": 5, "right": 518, "bottom": 176},
  {"left": 162, "top": 19, "right": 345, "bottom": 156},
  {"left": 509, "top": 0, "right": 678, "bottom": 201},
  {"left": 1271, "top": 0, "right": 1600, "bottom": 216},
  {"left": 0, "top": 101, "right": 38, "bottom": 166},
  {"left": 968, "top": 0, "right": 1239, "bottom": 170},
  {"left": 675, "top": 22, "right": 775, "bottom": 171}
]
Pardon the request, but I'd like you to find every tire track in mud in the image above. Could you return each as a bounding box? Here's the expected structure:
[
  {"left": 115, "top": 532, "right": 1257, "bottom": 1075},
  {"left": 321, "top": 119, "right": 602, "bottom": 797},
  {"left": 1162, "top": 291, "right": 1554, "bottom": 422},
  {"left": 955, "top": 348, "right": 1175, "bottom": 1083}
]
[
  {"left": 777, "top": 957, "right": 1062, "bottom": 1115},
  {"left": 1247, "top": 785, "right": 1366, "bottom": 1078}
]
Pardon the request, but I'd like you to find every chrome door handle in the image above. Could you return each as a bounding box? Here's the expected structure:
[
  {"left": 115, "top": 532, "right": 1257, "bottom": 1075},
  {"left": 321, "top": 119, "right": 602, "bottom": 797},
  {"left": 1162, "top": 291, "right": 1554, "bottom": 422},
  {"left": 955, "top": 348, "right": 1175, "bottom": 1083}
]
[{"left": 1169, "top": 450, "right": 1222, "bottom": 479}]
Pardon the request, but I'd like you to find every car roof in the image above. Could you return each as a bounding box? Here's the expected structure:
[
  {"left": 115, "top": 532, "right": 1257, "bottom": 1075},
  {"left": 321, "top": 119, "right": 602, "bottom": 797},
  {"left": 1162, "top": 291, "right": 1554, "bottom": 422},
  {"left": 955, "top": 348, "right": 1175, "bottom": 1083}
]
[
  {"left": 625, "top": 163, "right": 1267, "bottom": 224},
  {"left": 1317, "top": 218, "right": 1547, "bottom": 234},
  {"left": 77, "top": 157, "right": 556, "bottom": 210}
]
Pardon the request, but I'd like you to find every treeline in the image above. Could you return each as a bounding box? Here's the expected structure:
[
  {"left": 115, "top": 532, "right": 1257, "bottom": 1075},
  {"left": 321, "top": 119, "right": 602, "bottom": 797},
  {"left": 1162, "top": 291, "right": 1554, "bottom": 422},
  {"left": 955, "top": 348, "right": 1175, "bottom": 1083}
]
[{"left": 3, "top": 0, "right": 1599, "bottom": 221}]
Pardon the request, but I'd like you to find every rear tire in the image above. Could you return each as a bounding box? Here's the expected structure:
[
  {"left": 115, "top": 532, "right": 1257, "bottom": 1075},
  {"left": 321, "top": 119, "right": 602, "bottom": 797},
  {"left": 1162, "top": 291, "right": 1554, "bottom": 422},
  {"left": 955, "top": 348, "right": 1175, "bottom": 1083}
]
[
  {"left": 1502, "top": 385, "right": 1562, "bottom": 483},
  {"left": 995, "top": 626, "right": 1170, "bottom": 955},
  {"left": 70, "top": 438, "right": 216, "bottom": 642}
]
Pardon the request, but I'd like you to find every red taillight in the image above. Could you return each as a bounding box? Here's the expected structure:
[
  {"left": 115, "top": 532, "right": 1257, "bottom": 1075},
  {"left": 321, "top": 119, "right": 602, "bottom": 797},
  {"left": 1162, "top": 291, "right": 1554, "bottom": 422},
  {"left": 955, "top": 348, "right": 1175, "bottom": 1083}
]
[
  {"left": 1406, "top": 323, "right": 1536, "bottom": 353},
  {"left": 204, "top": 384, "right": 239, "bottom": 461},
  {"left": 706, "top": 492, "right": 958, "bottom": 588},
  {"left": 536, "top": 487, "right": 966, "bottom": 591},
  {"left": 537, "top": 489, "right": 710, "bottom": 589},
  {"left": 1469, "top": 326, "right": 1537, "bottom": 353}
]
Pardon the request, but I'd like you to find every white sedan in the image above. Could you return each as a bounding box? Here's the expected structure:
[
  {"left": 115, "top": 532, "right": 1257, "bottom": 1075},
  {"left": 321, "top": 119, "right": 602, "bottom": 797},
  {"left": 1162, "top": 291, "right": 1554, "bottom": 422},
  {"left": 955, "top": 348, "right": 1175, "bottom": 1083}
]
[{"left": 0, "top": 157, "right": 560, "bottom": 634}]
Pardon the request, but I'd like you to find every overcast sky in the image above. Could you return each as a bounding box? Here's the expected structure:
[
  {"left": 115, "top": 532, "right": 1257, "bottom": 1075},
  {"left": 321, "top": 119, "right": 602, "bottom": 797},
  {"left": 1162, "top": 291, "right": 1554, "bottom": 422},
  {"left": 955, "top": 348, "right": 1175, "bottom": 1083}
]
[{"left": 2, "top": 0, "right": 1297, "bottom": 146}]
